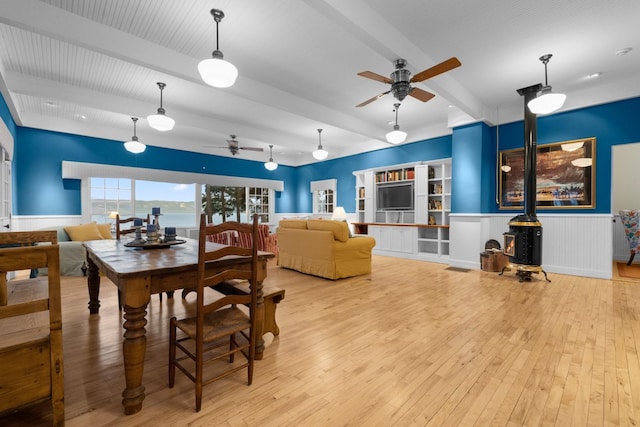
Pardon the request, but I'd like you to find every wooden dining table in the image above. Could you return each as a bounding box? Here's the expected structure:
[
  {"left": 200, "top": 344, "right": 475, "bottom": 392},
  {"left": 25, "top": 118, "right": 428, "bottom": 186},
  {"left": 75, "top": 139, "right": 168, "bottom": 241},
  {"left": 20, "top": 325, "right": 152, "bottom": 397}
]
[{"left": 83, "top": 238, "right": 274, "bottom": 416}]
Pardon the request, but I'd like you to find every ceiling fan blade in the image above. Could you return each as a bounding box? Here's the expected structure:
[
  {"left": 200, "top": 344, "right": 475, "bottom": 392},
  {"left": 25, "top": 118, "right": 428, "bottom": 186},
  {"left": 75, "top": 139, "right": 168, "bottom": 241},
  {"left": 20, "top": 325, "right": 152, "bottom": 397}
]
[
  {"left": 239, "top": 147, "right": 264, "bottom": 152},
  {"left": 410, "top": 57, "right": 462, "bottom": 83},
  {"left": 357, "top": 71, "right": 393, "bottom": 84},
  {"left": 356, "top": 90, "right": 391, "bottom": 108},
  {"left": 409, "top": 87, "right": 436, "bottom": 103}
]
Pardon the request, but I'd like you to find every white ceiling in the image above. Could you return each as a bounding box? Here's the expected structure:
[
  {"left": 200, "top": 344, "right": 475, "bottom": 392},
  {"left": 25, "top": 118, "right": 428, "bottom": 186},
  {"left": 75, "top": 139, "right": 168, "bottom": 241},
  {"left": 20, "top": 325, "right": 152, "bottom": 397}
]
[{"left": 0, "top": 0, "right": 638, "bottom": 166}]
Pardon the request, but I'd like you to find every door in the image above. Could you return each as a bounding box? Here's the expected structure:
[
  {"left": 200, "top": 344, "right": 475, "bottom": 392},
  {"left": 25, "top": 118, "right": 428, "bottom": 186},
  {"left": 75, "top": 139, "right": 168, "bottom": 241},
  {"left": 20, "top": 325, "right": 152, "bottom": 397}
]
[
  {"left": 0, "top": 150, "right": 10, "bottom": 232},
  {"left": 611, "top": 142, "right": 640, "bottom": 262}
]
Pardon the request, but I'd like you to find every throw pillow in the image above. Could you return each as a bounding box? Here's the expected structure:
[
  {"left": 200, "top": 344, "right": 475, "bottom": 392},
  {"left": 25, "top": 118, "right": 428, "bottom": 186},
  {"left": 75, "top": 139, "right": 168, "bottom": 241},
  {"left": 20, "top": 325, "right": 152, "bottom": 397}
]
[
  {"left": 64, "top": 222, "right": 104, "bottom": 241},
  {"left": 96, "top": 223, "right": 113, "bottom": 239},
  {"left": 307, "top": 219, "right": 350, "bottom": 242},
  {"left": 278, "top": 219, "right": 308, "bottom": 230}
]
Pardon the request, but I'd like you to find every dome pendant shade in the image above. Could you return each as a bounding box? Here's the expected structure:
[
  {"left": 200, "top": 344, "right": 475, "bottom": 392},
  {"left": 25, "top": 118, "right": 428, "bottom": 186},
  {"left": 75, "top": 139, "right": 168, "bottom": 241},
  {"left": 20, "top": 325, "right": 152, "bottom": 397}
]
[
  {"left": 386, "top": 103, "right": 407, "bottom": 144},
  {"left": 312, "top": 128, "right": 328, "bottom": 160},
  {"left": 124, "top": 117, "right": 146, "bottom": 153},
  {"left": 124, "top": 139, "right": 146, "bottom": 154},
  {"left": 200, "top": 9, "right": 237, "bottom": 88},
  {"left": 264, "top": 144, "right": 278, "bottom": 170},
  {"left": 527, "top": 89, "right": 566, "bottom": 115},
  {"left": 147, "top": 82, "right": 175, "bottom": 131},
  {"left": 527, "top": 54, "right": 566, "bottom": 115},
  {"left": 147, "top": 111, "right": 175, "bottom": 131},
  {"left": 199, "top": 53, "right": 238, "bottom": 88},
  {"left": 386, "top": 127, "right": 407, "bottom": 144}
]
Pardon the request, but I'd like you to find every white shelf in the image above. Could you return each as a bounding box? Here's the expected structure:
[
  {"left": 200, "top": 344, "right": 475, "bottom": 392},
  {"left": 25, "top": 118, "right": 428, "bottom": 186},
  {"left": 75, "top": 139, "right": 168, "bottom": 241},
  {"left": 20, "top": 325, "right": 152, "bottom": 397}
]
[{"left": 353, "top": 158, "right": 452, "bottom": 261}]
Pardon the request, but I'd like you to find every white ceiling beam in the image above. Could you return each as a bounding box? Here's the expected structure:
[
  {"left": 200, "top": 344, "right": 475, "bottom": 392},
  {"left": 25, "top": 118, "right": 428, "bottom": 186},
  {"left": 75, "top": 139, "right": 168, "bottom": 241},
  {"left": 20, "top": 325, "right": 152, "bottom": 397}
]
[
  {"left": 0, "top": 0, "right": 384, "bottom": 142},
  {"left": 303, "top": 0, "right": 496, "bottom": 124}
]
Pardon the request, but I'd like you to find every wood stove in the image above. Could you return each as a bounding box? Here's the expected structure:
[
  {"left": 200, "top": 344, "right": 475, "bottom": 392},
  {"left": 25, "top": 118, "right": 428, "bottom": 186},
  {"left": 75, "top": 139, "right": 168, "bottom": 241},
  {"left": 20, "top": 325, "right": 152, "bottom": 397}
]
[{"left": 501, "top": 84, "right": 550, "bottom": 282}]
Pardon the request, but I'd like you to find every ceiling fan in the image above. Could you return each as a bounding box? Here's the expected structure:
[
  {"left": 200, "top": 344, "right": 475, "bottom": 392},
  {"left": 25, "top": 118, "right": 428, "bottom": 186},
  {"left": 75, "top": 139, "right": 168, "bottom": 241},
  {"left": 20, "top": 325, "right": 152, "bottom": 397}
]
[
  {"left": 210, "top": 135, "right": 264, "bottom": 156},
  {"left": 356, "top": 57, "right": 461, "bottom": 107}
]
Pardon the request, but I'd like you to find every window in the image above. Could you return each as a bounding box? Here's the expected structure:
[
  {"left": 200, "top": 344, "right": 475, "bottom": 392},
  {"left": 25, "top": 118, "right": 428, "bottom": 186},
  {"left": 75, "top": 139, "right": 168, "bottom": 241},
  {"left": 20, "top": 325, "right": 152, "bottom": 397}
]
[
  {"left": 71, "top": 162, "right": 283, "bottom": 227},
  {"left": 200, "top": 185, "right": 274, "bottom": 224},
  {"left": 0, "top": 149, "right": 10, "bottom": 222},
  {"left": 135, "top": 181, "right": 197, "bottom": 227},
  {"left": 311, "top": 179, "right": 336, "bottom": 215},
  {"left": 247, "top": 187, "right": 271, "bottom": 223},
  {"left": 90, "top": 178, "right": 197, "bottom": 227},
  {"left": 90, "top": 178, "right": 132, "bottom": 223}
]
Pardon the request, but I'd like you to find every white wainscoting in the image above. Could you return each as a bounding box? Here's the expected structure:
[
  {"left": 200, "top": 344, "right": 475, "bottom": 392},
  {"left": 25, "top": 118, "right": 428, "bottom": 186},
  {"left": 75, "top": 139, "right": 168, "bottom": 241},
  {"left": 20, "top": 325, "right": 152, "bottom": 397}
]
[
  {"left": 12, "top": 215, "right": 84, "bottom": 231},
  {"left": 449, "top": 213, "right": 614, "bottom": 279}
]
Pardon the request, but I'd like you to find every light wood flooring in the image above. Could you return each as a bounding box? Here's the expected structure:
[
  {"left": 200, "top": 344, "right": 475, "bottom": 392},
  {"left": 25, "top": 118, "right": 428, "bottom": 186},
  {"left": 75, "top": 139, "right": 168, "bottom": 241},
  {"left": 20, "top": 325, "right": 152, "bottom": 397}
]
[{"left": 2, "top": 256, "right": 640, "bottom": 426}]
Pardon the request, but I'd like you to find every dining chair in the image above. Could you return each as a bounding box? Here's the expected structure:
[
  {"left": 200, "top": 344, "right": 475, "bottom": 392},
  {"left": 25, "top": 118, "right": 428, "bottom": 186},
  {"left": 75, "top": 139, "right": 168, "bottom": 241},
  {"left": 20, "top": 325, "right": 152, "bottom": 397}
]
[
  {"left": 0, "top": 231, "right": 64, "bottom": 426},
  {"left": 169, "top": 213, "right": 260, "bottom": 412},
  {"left": 619, "top": 209, "right": 640, "bottom": 265},
  {"left": 115, "top": 213, "right": 151, "bottom": 239},
  {"left": 115, "top": 213, "right": 172, "bottom": 307}
]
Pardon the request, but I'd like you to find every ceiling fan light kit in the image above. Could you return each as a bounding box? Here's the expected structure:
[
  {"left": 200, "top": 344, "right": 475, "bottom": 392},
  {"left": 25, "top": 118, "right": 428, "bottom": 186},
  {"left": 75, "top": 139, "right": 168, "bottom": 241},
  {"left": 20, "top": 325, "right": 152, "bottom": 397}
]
[
  {"left": 527, "top": 54, "right": 566, "bottom": 115},
  {"left": 147, "top": 82, "right": 175, "bottom": 131},
  {"left": 199, "top": 9, "right": 238, "bottom": 88},
  {"left": 312, "top": 129, "right": 328, "bottom": 160},
  {"left": 264, "top": 145, "right": 278, "bottom": 171},
  {"left": 124, "top": 117, "right": 146, "bottom": 154},
  {"left": 386, "top": 103, "right": 407, "bottom": 144}
]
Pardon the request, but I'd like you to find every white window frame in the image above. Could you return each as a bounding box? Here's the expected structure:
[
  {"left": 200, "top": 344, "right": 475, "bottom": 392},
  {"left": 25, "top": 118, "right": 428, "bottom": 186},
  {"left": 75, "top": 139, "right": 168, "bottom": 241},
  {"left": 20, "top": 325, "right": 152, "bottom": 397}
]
[{"left": 310, "top": 178, "right": 336, "bottom": 215}]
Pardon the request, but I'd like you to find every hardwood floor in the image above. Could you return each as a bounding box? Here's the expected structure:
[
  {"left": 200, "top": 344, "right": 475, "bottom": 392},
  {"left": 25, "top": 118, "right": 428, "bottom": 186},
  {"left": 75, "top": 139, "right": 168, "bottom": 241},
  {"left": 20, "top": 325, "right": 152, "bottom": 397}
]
[{"left": 2, "top": 255, "right": 640, "bottom": 426}]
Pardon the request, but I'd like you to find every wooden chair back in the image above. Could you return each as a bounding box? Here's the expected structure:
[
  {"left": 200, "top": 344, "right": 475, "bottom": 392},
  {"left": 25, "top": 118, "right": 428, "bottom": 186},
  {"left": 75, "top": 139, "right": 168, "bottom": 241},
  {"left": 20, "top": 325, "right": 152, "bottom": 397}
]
[
  {"left": 196, "top": 213, "right": 260, "bottom": 322},
  {"left": 169, "top": 213, "right": 260, "bottom": 411},
  {"left": 0, "top": 231, "right": 64, "bottom": 426},
  {"left": 115, "top": 213, "right": 151, "bottom": 239}
]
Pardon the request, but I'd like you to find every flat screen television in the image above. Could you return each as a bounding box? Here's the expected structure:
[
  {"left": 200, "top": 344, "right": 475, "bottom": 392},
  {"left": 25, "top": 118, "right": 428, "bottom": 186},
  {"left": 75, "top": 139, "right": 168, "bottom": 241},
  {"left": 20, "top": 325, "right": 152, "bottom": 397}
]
[{"left": 377, "top": 183, "right": 414, "bottom": 210}]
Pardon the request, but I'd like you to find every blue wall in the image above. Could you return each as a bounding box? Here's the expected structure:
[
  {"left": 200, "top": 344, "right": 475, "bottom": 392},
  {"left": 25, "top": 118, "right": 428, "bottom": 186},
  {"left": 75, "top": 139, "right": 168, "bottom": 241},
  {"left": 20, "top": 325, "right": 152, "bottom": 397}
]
[
  {"left": 14, "top": 126, "right": 296, "bottom": 215},
  {"left": 494, "top": 97, "right": 640, "bottom": 214},
  {"left": 3, "top": 91, "right": 640, "bottom": 218},
  {"left": 295, "top": 135, "right": 452, "bottom": 213},
  {"left": 0, "top": 93, "right": 17, "bottom": 142}
]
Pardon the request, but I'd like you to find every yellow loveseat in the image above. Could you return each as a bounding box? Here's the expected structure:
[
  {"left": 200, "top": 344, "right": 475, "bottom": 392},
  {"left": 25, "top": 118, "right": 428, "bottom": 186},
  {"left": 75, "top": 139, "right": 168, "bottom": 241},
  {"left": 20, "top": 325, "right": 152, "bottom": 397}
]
[{"left": 276, "top": 219, "right": 376, "bottom": 280}]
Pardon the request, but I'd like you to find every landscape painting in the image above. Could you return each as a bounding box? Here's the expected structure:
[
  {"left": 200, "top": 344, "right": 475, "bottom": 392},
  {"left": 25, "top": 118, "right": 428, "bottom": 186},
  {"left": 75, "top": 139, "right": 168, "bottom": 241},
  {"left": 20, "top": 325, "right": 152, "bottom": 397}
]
[{"left": 499, "top": 138, "right": 595, "bottom": 209}]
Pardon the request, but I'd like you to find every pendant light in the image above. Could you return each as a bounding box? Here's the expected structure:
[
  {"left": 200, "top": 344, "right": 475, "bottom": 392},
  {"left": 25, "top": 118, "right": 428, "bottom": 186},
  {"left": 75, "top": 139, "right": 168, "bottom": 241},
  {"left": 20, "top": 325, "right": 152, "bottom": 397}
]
[
  {"left": 527, "top": 54, "right": 566, "bottom": 115},
  {"left": 264, "top": 145, "right": 278, "bottom": 171},
  {"left": 312, "top": 129, "right": 328, "bottom": 160},
  {"left": 386, "top": 103, "right": 407, "bottom": 144},
  {"left": 147, "top": 82, "right": 175, "bottom": 131},
  {"left": 124, "top": 117, "right": 146, "bottom": 153},
  {"left": 198, "top": 9, "right": 238, "bottom": 88}
]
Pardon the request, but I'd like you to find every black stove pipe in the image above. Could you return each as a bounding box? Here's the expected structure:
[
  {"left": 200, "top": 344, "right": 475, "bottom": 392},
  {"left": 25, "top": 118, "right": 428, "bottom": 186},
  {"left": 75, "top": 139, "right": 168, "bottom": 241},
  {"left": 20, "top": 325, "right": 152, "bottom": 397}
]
[
  {"left": 505, "top": 84, "right": 544, "bottom": 269},
  {"left": 516, "top": 83, "right": 542, "bottom": 219}
]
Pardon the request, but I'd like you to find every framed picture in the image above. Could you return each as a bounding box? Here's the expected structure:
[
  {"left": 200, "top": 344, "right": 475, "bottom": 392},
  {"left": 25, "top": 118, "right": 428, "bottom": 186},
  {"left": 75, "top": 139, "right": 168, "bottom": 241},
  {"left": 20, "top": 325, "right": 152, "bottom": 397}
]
[{"left": 499, "top": 137, "right": 595, "bottom": 209}]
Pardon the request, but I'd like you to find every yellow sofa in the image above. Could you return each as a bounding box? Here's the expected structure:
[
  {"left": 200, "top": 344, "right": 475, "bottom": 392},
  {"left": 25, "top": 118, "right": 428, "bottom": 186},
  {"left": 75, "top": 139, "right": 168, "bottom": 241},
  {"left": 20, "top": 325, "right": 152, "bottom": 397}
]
[{"left": 276, "top": 219, "right": 376, "bottom": 280}]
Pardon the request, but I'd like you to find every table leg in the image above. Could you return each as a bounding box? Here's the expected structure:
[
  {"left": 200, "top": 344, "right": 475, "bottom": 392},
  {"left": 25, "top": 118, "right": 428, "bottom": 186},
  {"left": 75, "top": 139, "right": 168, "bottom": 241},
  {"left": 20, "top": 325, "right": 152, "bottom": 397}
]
[
  {"left": 87, "top": 257, "right": 101, "bottom": 314},
  {"left": 121, "top": 303, "right": 147, "bottom": 415}
]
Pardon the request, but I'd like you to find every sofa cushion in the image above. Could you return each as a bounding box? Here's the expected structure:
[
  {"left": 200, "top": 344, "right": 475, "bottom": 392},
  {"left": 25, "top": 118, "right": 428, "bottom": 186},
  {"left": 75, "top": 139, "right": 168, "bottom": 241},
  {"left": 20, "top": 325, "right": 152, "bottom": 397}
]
[
  {"left": 307, "top": 219, "right": 350, "bottom": 242},
  {"left": 96, "top": 223, "right": 113, "bottom": 239},
  {"left": 64, "top": 222, "right": 104, "bottom": 241},
  {"left": 278, "top": 219, "right": 308, "bottom": 230}
]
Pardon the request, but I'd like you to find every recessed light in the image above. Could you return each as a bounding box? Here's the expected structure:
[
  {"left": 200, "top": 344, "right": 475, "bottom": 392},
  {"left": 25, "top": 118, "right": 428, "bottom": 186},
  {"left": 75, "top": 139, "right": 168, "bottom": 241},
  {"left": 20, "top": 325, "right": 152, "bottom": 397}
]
[
  {"left": 44, "top": 101, "right": 57, "bottom": 107},
  {"left": 586, "top": 72, "right": 602, "bottom": 79},
  {"left": 616, "top": 47, "right": 632, "bottom": 56},
  {"left": 75, "top": 114, "right": 87, "bottom": 120}
]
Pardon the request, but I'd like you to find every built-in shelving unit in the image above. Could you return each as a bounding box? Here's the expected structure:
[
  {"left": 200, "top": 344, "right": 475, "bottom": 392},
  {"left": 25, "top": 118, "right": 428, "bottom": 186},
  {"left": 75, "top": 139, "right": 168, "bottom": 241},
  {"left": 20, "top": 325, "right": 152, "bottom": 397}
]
[{"left": 353, "top": 158, "right": 452, "bottom": 262}]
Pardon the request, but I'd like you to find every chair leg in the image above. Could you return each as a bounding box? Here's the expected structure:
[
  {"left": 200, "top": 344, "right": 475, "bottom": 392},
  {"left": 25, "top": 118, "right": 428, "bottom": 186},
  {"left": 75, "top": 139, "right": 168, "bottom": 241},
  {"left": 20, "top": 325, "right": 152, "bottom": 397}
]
[
  {"left": 168, "top": 318, "right": 176, "bottom": 388},
  {"left": 195, "top": 347, "right": 203, "bottom": 412},
  {"left": 627, "top": 251, "right": 636, "bottom": 266},
  {"left": 229, "top": 334, "right": 236, "bottom": 363}
]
